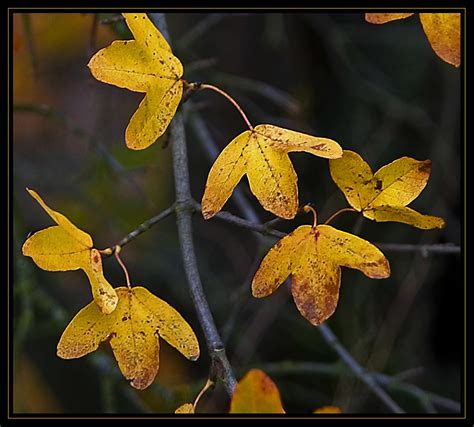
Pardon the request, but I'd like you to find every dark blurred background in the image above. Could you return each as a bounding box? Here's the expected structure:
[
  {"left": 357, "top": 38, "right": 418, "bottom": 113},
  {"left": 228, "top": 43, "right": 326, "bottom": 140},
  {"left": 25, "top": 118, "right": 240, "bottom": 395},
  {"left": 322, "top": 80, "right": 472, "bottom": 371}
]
[{"left": 12, "top": 12, "right": 462, "bottom": 414}]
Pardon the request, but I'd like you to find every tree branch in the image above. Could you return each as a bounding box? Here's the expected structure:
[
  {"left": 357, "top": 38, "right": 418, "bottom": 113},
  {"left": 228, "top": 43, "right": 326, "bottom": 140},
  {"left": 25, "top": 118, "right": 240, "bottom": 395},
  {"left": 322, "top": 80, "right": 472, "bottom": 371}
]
[
  {"left": 318, "top": 324, "right": 404, "bottom": 413},
  {"left": 105, "top": 204, "right": 176, "bottom": 252},
  {"left": 150, "top": 12, "right": 237, "bottom": 397},
  {"left": 169, "top": 114, "right": 236, "bottom": 396}
]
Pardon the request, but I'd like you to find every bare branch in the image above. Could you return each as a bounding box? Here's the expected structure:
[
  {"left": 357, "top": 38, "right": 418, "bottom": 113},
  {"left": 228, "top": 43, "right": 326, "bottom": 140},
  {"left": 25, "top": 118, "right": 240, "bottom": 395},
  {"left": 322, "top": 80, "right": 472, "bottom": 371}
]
[
  {"left": 318, "top": 324, "right": 404, "bottom": 413},
  {"left": 258, "top": 361, "right": 460, "bottom": 413},
  {"left": 150, "top": 13, "right": 237, "bottom": 396},
  {"left": 104, "top": 204, "right": 176, "bottom": 253}
]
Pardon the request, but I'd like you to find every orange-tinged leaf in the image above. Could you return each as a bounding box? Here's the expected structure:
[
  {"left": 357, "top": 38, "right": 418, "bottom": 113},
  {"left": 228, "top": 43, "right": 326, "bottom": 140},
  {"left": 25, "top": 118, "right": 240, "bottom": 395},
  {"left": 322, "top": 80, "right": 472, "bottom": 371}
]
[
  {"left": 365, "top": 13, "right": 414, "bottom": 24},
  {"left": 366, "top": 12, "right": 460, "bottom": 67},
  {"left": 419, "top": 13, "right": 461, "bottom": 67},
  {"left": 202, "top": 125, "right": 342, "bottom": 219},
  {"left": 253, "top": 224, "right": 389, "bottom": 325},
  {"left": 22, "top": 189, "right": 118, "bottom": 314},
  {"left": 329, "top": 151, "right": 445, "bottom": 230},
  {"left": 88, "top": 13, "right": 184, "bottom": 150},
  {"left": 175, "top": 403, "right": 194, "bottom": 413},
  {"left": 57, "top": 286, "right": 200, "bottom": 390},
  {"left": 314, "top": 405, "right": 342, "bottom": 414},
  {"left": 229, "top": 369, "right": 285, "bottom": 414}
]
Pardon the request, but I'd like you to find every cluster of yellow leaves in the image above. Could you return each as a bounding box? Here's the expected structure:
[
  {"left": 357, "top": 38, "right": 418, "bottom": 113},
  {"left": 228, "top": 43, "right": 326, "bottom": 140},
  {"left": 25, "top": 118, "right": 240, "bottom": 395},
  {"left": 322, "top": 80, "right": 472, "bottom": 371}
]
[
  {"left": 252, "top": 223, "right": 390, "bottom": 326},
  {"left": 365, "top": 13, "right": 461, "bottom": 67},
  {"left": 22, "top": 189, "right": 200, "bottom": 389},
  {"left": 22, "top": 189, "right": 118, "bottom": 314},
  {"left": 58, "top": 286, "right": 200, "bottom": 390},
  {"left": 88, "top": 13, "right": 184, "bottom": 150},
  {"left": 329, "top": 151, "right": 445, "bottom": 230},
  {"left": 201, "top": 125, "right": 342, "bottom": 219}
]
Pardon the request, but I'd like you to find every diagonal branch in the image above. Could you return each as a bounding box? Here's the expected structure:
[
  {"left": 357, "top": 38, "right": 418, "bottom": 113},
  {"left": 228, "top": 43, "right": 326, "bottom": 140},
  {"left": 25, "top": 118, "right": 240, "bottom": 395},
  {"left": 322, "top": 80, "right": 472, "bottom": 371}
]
[{"left": 318, "top": 324, "right": 404, "bottom": 413}]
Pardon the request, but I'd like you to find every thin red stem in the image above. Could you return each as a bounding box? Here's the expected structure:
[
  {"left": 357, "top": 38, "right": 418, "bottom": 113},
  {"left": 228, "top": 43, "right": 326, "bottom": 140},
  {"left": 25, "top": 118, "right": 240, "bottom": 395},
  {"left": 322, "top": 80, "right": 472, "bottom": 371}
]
[
  {"left": 114, "top": 246, "right": 131, "bottom": 289},
  {"left": 193, "top": 379, "right": 214, "bottom": 411},
  {"left": 324, "top": 207, "right": 357, "bottom": 225},
  {"left": 303, "top": 205, "right": 318, "bottom": 228},
  {"left": 198, "top": 83, "right": 254, "bottom": 131}
]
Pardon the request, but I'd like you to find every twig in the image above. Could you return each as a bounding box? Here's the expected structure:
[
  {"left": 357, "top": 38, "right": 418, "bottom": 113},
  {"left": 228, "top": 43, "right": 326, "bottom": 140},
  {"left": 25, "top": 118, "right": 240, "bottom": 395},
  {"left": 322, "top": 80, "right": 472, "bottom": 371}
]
[
  {"left": 318, "top": 324, "right": 404, "bottom": 413},
  {"left": 151, "top": 13, "right": 237, "bottom": 396},
  {"left": 191, "top": 201, "right": 285, "bottom": 239},
  {"left": 105, "top": 204, "right": 176, "bottom": 253}
]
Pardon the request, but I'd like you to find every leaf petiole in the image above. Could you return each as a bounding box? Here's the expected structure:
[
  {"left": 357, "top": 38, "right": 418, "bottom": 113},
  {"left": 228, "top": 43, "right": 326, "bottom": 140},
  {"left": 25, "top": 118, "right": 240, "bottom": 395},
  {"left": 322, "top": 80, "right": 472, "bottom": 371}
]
[
  {"left": 114, "top": 246, "right": 131, "bottom": 289},
  {"left": 193, "top": 378, "right": 214, "bottom": 411},
  {"left": 184, "top": 80, "right": 254, "bottom": 131},
  {"left": 324, "top": 207, "right": 357, "bottom": 225},
  {"left": 303, "top": 204, "right": 318, "bottom": 228}
]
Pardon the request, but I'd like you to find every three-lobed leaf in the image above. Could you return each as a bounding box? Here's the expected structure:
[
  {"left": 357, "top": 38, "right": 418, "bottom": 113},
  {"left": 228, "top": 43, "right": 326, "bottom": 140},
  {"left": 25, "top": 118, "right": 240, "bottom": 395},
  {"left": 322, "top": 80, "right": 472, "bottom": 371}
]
[
  {"left": 329, "top": 150, "right": 445, "bottom": 229},
  {"left": 88, "top": 13, "right": 184, "bottom": 150},
  {"left": 22, "top": 189, "right": 118, "bottom": 314},
  {"left": 365, "top": 12, "right": 460, "bottom": 67},
  {"left": 201, "top": 124, "right": 342, "bottom": 220},
  {"left": 57, "top": 286, "right": 200, "bottom": 390},
  {"left": 229, "top": 369, "right": 285, "bottom": 414},
  {"left": 252, "top": 224, "right": 390, "bottom": 325}
]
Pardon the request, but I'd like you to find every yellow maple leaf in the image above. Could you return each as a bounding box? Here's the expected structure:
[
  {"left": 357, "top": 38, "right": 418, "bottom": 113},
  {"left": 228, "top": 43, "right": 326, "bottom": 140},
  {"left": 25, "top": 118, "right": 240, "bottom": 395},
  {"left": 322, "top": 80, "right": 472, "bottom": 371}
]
[
  {"left": 57, "top": 286, "right": 200, "bottom": 390},
  {"left": 175, "top": 403, "right": 195, "bottom": 414},
  {"left": 88, "top": 13, "right": 183, "bottom": 150},
  {"left": 313, "top": 405, "right": 342, "bottom": 414},
  {"left": 201, "top": 124, "right": 342, "bottom": 219},
  {"left": 229, "top": 369, "right": 286, "bottom": 414},
  {"left": 22, "top": 189, "right": 118, "bottom": 314},
  {"left": 329, "top": 150, "right": 445, "bottom": 230},
  {"left": 365, "top": 12, "right": 461, "bottom": 67},
  {"left": 252, "top": 223, "right": 390, "bottom": 325}
]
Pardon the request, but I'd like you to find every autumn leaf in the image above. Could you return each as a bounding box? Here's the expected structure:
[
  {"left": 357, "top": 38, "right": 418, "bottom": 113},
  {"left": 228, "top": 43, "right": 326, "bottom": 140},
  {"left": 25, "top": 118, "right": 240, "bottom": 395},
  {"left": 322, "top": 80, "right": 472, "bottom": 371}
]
[
  {"left": 229, "top": 369, "right": 285, "bottom": 414},
  {"left": 21, "top": 189, "right": 118, "bottom": 314},
  {"left": 365, "top": 12, "right": 460, "bottom": 67},
  {"left": 88, "top": 13, "right": 183, "bottom": 150},
  {"left": 201, "top": 124, "right": 342, "bottom": 219},
  {"left": 57, "top": 286, "right": 200, "bottom": 390},
  {"left": 252, "top": 223, "right": 390, "bottom": 325},
  {"left": 175, "top": 403, "right": 195, "bottom": 414},
  {"left": 329, "top": 150, "right": 445, "bottom": 230},
  {"left": 314, "top": 406, "right": 342, "bottom": 414}
]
